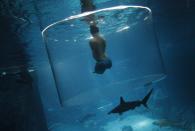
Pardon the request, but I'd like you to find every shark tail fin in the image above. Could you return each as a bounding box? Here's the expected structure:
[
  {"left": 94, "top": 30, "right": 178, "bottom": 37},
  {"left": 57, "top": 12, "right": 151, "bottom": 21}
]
[{"left": 142, "top": 88, "right": 153, "bottom": 108}]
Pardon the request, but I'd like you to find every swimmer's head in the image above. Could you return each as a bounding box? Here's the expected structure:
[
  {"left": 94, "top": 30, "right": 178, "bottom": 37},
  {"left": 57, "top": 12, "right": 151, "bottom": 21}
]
[
  {"left": 90, "top": 25, "right": 99, "bottom": 35},
  {"left": 94, "top": 58, "right": 112, "bottom": 74}
]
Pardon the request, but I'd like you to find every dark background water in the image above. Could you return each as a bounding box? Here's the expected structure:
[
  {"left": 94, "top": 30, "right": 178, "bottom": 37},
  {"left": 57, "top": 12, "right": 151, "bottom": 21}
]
[{"left": 150, "top": 0, "right": 195, "bottom": 114}]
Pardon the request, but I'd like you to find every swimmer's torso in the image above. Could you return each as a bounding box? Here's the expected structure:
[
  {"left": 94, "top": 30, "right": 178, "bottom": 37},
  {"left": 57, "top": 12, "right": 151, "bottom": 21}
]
[{"left": 89, "top": 35, "right": 107, "bottom": 61}]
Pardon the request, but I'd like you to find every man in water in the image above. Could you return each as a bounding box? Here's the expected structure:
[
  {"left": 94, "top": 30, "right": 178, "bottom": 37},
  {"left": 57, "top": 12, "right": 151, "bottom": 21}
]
[{"left": 80, "top": 0, "right": 112, "bottom": 74}]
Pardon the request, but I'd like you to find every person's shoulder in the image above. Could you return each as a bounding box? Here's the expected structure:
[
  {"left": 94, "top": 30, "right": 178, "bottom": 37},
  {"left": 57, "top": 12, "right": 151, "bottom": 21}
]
[{"left": 89, "top": 37, "right": 96, "bottom": 43}]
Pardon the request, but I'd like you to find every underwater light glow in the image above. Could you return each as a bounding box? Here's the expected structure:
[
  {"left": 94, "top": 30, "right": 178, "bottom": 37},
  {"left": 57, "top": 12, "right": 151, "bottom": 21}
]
[
  {"left": 134, "top": 119, "right": 152, "bottom": 128},
  {"left": 85, "top": 36, "right": 93, "bottom": 40},
  {"left": 132, "top": 118, "right": 154, "bottom": 131},
  {"left": 103, "top": 114, "right": 155, "bottom": 131},
  {"left": 116, "top": 26, "right": 130, "bottom": 32},
  {"left": 97, "top": 103, "right": 113, "bottom": 111},
  {"left": 2, "top": 72, "right": 7, "bottom": 75},
  {"left": 28, "top": 69, "right": 35, "bottom": 72},
  {"left": 54, "top": 39, "right": 59, "bottom": 42}
]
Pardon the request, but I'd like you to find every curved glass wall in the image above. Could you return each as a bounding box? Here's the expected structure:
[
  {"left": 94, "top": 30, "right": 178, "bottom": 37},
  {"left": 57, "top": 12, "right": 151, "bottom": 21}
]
[{"left": 42, "top": 5, "right": 166, "bottom": 131}]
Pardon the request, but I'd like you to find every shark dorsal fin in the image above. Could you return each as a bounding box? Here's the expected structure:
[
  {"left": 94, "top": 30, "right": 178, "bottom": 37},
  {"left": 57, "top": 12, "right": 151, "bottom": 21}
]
[{"left": 120, "top": 97, "right": 125, "bottom": 104}]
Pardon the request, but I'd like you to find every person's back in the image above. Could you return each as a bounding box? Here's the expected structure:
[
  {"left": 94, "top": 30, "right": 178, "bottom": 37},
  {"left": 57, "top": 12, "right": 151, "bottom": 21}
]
[
  {"left": 89, "top": 25, "right": 112, "bottom": 74},
  {"left": 89, "top": 34, "right": 106, "bottom": 62}
]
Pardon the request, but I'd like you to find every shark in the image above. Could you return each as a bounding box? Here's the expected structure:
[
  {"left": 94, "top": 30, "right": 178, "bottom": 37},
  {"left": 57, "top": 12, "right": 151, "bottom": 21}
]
[
  {"left": 153, "top": 119, "right": 192, "bottom": 131},
  {"left": 108, "top": 89, "right": 153, "bottom": 115}
]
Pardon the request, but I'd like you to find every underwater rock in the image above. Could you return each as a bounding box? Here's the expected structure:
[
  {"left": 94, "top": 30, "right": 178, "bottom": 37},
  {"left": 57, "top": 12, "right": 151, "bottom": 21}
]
[{"left": 122, "top": 125, "right": 133, "bottom": 131}]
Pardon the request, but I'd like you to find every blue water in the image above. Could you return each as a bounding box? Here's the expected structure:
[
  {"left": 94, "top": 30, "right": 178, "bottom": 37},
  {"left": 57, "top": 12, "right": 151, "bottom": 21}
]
[{"left": 22, "top": 0, "right": 193, "bottom": 131}]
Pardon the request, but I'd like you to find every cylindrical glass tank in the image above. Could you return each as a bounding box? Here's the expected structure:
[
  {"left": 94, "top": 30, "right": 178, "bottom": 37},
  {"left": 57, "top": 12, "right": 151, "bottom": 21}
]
[
  {"left": 42, "top": 5, "right": 166, "bottom": 130},
  {"left": 42, "top": 5, "right": 165, "bottom": 107}
]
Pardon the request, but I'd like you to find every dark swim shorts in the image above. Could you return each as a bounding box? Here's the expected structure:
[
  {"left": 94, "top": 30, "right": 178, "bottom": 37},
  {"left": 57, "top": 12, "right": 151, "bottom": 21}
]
[{"left": 94, "top": 58, "right": 112, "bottom": 74}]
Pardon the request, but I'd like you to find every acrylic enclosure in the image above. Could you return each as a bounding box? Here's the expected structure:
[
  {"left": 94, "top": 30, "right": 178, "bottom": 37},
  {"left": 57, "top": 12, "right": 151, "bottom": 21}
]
[{"left": 42, "top": 5, "right": 165, "bottom": 108}]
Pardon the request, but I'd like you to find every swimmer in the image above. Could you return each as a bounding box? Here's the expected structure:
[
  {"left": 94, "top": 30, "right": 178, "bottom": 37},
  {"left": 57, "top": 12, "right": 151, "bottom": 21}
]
[
  {"left": 89, "top": 25, "right": 112, "bottom": 74},
  {"left": 80, "top": 0, "right": 112, "bottom": 74}
]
